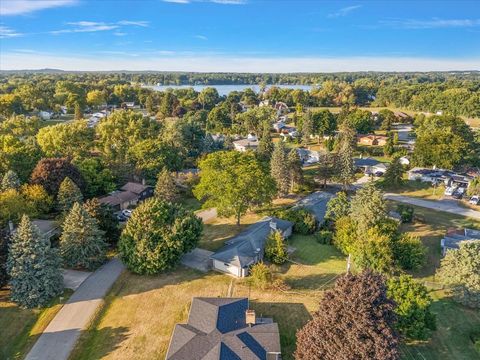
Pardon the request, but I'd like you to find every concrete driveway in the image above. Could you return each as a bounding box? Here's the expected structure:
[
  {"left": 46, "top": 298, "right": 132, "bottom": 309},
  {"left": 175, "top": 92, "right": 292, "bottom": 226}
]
[
  {"left": 181, "top": 248, "right": 213, "bottom": 272},
  {"left": 62, "top": 269, "right": 91, "bottom": 291}
]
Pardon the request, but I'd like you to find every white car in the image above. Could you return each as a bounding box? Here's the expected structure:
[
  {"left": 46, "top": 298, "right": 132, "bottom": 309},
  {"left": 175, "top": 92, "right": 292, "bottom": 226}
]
[
  {"left": 121, "top": 209, "right": 133, "bottom": 218},
  {"left": 444, "top": 186, "right": 457, "bottom": 196},
  {"left": 469, "top": 196, "right": 480, "bottom": 205}
]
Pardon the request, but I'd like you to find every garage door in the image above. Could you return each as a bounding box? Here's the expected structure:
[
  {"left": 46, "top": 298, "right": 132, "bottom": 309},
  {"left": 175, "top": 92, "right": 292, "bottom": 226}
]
[{"left": 213, "top": 260, "right": 240, "bottom": 277}]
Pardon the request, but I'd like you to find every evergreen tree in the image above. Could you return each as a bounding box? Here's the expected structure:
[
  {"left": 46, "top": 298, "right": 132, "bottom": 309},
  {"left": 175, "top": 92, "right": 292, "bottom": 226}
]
[
  {"left": 301, "top": 112, "right": 313, "bottom": 145},
  {"left": 60, "top": 202, "right": 107, "bottom": 270},
  {"left": 7, "top": 215, "right": 63, "bottom": 308},
  {"left": 383, "top": 156, "right": 405, "bottom": 188},
  {"left": 57, "top": 177, "right": 83, "bottom": 213},
  {"left": 287, "top": 149, "right": 303, "bottom": 191},
  {"left": 154, "top": 168, "right": 179, "bottom": 203},
  {"left": 383, "top": 132, "right": 395, "bottom": 157},
  {"left": 325, "top": 191, "right": 350, "bottom": 221},
  {"left": 145, "top": 95, "right": 154, "bottom": 115},
  {"left": 0, "top": 229, "right": 10, "bottom": 288},
  {"left": 336, "top": 124, "right": 356, "bottom": 190},
  {"left": 350, "top": 181, "right": 388, "bottom": 234},
  {"left": 270, "top": 141, "right": 290, "bottom": 196},
  {"left": 74, "top": 102, "right": 83, "bottom": 120},
  {"left": 316, "top": 153, "right": 337, "bottom": 188},
  {"left": 257, "top": 122, "right": 274, "bottom": 160},
  {"left": 202, "top": 133, "right": 215, "bottom": 153},
  {"left": 83, "top": 198, "right": 120, "bottom": 246},
  {"left": 1, "top": 170, "right": 20, "bottom": 191},
  {"left": 265, "top": 230, "right": 287, "bottom": 265},
  {"left": 295, "top": 270, "right": 399, "bottom": 360}
]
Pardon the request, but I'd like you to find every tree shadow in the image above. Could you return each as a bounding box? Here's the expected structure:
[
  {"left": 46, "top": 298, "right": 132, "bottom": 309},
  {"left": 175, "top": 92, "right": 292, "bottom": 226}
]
[
  {"left": 284, "top": 273, "right": 340, "bottom": 291},
  {"left": 249, "top": 301, "right": 312, "bottom": 360},
  {"left": 67, "top": 326, "right": 129, "bottom": 360}
]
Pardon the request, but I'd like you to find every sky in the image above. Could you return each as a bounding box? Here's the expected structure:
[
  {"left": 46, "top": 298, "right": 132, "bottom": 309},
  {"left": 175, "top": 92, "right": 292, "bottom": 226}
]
[{"left": 0, "top": 0, "right": 479, "bottom": 72}]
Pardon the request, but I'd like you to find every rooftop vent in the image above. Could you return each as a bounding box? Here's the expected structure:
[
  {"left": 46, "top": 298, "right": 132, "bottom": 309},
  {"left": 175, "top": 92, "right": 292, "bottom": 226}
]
[{"left": 246, "top": 309, "right": 256, "bottom": 327}]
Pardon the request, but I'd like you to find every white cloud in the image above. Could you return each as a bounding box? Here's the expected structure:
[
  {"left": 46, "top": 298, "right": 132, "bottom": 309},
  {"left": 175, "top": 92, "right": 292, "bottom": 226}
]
[
  {"left": 162, "top": 0, "right": 246, "bottom": 4},
  {"left": 117, "top": 20, "right": 149, "bottom": 27},
  {"left": 50, "top": 20, "right": 149, "bottom": 34},
  {"left": 380, "top": 18, "right": 480, "bottom": 29},
  {"left": 328, "top": 5, "right": 362, "bottom": 18},
  {"left": 163, "top": 0, "right": 191, "bottom": 3},
  {"left": 0, "top": 25, "right": 22, "bottom": 38},
  {"left": 1, "top": 53, "right": 479, "bottom": 72},
  {"left": 0, "top": 0, "right": 77, "bottom": 16},
  {"left": 210, "top": 0, "right": 246, "bottom": 4},
  {"left": 194, "top": 35, "right": 208, "bottom": 40}
]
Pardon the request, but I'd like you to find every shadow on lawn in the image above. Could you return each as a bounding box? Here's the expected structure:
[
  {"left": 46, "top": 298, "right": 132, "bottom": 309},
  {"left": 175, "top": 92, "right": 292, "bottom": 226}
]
[
  {"left": 70, "top": 326, "right": 130, "bottom": 360},
  {"left": 284, "top": 273, "right": 341, "bottom": 291},
  {"left": 249, "top": 301, "right": 312, "bottom": 360}
]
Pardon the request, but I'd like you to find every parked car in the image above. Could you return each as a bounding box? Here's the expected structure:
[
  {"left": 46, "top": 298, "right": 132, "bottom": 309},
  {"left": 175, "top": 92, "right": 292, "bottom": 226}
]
[
  {"left": 116, "top": 213, "right": 128, "bottom": 222},
  {"left": 374, "top": 171, "right": 384, "bottom": 177},
  {"left": 121, "top": 209, "right": 133, "bottom": 218},
  {"left": 444, "top": 186, "right": 457, "bottom": 196},
  {"left": 452, "top": 190, "right": 463, "bottom": 199},
  {"left": 469, "top": 195, "right": 480, "bottom": 205}
]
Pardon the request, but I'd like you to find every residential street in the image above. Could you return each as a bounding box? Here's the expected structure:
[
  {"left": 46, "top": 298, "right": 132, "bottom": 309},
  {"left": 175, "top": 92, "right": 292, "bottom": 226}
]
[
  {"left": 25, "top": 258, "right": 125, "bottom": 360},
  {"left": 385, "top": 193, "right": 480, "bottom": 220}
]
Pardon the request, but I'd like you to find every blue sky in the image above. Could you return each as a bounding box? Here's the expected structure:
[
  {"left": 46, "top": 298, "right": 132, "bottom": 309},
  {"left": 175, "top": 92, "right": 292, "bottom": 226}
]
[{"left": 0, "top": 0, "right": 479, "bottom": 71}]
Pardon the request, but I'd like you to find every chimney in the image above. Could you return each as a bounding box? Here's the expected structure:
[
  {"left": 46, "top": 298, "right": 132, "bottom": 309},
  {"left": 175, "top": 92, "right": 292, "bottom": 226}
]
[
  {"left": 8, "top": 221, "right": 15, "bottom": 233},
  {"left": 246, "top": 309, "right": 256, "bottom": 327}
]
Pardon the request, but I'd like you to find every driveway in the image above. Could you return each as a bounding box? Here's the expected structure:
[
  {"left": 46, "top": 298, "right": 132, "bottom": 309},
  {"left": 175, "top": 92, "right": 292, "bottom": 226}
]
[
  {"left": 26, "top": 258, "right": 125, "bottom": 360},
  {"left": 385, "top": 193, "right": 480, "bottom": 220},
  {"left": 294, "top": 191, "right": 333, "bottom": 223},
  {"left": 62, "top": 269, "right": 91, "bottom": 291},
  {"left": 181, "top": 248, "right": 214, "bottom": 272},
  {"left": 196, "top": 208, "right": 217, "bottom": 222}
]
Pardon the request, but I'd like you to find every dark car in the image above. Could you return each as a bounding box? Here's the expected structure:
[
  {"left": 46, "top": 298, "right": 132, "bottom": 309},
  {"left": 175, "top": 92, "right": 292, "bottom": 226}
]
[{"left": 452, "top": 190, "right": 463, "bottom": 199}]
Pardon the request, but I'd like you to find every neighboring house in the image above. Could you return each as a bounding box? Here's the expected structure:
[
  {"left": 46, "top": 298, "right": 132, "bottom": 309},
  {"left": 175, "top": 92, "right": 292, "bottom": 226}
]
[
  {"left": 98, "top": 181, "right": 153, "bottom": 211},
  {"left": 354, "top": 157, "right": 388, "bottom": 174},
  {"left": 9, "top": 219, "right": 60, "bottom": 241},
  {"left": 273, "top": 120, "right": 286, "bottom": 132},
  {"left": 441, "top": 228, "right": 480, "bottom": 256},
  {"left": 274, "top": 101, "right": 289, "bottom": 116},
  {"left": 233, "top": 134, "right": 259, "bottom": 152},
  {"left": 297, "top": 148, "right": 321, "bottom": 165},
  {"left": 293, "top": 191, "right": 333, "bottom": 223},
  {"left": 407, "top": 167, "right": 473, "bottom": 187},
  {"left": 394, "top": 111, "right": 411, "bottom": 122},
  {"left": 279, "top": 127, "right": 299, "bottom": 140},
  {"left": 211, "top": 217, "right": 293, "bottom": 277},
  {"left": 166, "top": 297, "right": 281, "bottom": 360},
  {"left": 357, "top": 134, "right": 388, "bottom": 146}
]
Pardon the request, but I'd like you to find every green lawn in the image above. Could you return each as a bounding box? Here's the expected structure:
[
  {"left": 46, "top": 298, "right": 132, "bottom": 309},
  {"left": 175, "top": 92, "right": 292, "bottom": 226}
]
[{"left": 0, "top": 288, "right": 73, "bottom": 360}]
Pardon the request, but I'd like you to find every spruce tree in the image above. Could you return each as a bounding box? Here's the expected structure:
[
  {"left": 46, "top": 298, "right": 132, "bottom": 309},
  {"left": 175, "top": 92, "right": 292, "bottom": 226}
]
[
  {"left": 258, "top": 121, "right": 274, "bottom": 160},
  {"left": 7, "top": 215, "right": 63, "bottom": 308},
  {"left": 57, "top": 177, "right": 83, "bottom": 213},
  {"left": 350, "top": 181, "right": 388, "bottom": 234},
  {"left": 336, "top": 124, "right": 356, "bottom": 190},
  {"left": 154, "top": 168, "right": 179, "bottom": 203},
  {"left": 287, "top": 149, "right": 303, "bottom": 192},
  {"left": 301, "top": 112, "right": 313, "bottom": 145},
  {"left": 60, "top": 202, "right": 107, "bottom": 270},
  {"left": 1, "top": 170, "right": 20, "bottom": 191},
  {"left": 83, "top": 198, "right": 120, "bottom": 245},
  {"left": 265, "top": 230, "right": 287, "bottom": 265},
  {"left": 383, "top": 156, "right": 405, "bottom": 188},
  {"left": 270, "top": 141, "right": 290, "bottom": 196}
]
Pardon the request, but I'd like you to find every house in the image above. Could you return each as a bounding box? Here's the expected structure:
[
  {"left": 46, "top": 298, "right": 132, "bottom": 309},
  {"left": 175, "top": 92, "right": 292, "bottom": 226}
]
[
  {"left": 274, "top": 101, "right": 289, "bottom": 116},
  {"left": 233, "top": 134, "right": 259, "bottom": 152},
  {"left": 354, "top": 157, "right": 388, "bottom": 174},
  {"left": 279, "top": 127, "right": 299, "bottom": 140},
  {"left": 357, "top": 134, "right": 388, "bottom": 146},
  {"left": 211, "top": 217, "right": 293, "bottom": 277},
  {"left": 441, "top": 228, "right": 480, "bottom": 256},
  {"left": 273, "top": 120, "right": 286, "bottom": 132},
  {"left": 9, "top": 219, "right": 60, "bottom": 241},
  {"left": 98, "top": 181, "right": 153, "bottom": 211},
  {"left": 297, "top": 148, "right": 321, "bottom": 165},
  {"left": 394, "top": 111, "right": 411, "bottom": 122},
  {"left": 293, "top": 191, "right": 333, "bottom": 223},
  {"left": 166, "top": 297, "right": 281, "bottom": 360},
  {"left": 407, "top": 167, "right": 451, "bottom": 184}
]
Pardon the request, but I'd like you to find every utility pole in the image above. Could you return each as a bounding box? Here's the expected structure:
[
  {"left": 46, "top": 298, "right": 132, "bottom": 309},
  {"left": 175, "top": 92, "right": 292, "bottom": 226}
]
[{"left": 346, "top": 254, "right": 351, "bottom": 273}]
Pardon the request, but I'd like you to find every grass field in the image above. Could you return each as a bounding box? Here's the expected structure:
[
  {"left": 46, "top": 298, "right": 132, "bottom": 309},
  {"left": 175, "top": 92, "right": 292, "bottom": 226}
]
[{"left": 0, "top": 288, "right": 73, "bottom": 360}]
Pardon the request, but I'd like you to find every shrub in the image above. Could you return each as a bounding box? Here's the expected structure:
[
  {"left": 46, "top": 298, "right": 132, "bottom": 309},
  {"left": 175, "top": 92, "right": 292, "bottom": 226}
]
[
  {"left": 278, "top": 208, "right": 317, "bottom": 235},
  {"left": 265, "top": 230, "right": 288, "bottom": 265},
  {"left": 248, "top": 262, "right": 271, "bottom": 290},
  {"left": 315, "top": 230, "right": 333, "bottom": 244},
  {"left": 393, "top": 234, "right": 426, "bottom": 271},
  {"left": 397, "top": 204, "right": 414, "bottom": 223}
]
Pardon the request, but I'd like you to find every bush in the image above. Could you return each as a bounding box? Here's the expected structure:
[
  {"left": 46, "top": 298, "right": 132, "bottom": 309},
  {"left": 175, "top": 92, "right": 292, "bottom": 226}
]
[
  {"left": 393, "top": 234, "right": 426, "bottom": 271},
  {"left": 248, "top": 262, "right": 271, "bottom": 290},
  {"left": 397, "top": 204, "right": 414, "bottom": 223},
  {"left": 264, "top": 231, "right": 288, "bottom": 265},
  {"left": 315, "top": 230, "right": 333, "bottom": 244},
  {"left": 277, "top": 208, "right": 317, "bottom": 235}
]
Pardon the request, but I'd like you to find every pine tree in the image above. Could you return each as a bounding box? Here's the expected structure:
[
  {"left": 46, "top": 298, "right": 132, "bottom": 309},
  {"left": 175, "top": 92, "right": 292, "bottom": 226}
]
[
  {"left": 336, "top": 124, "right": 356, "bottom": 190},
  {"left": 383, "top": 156, "right": 405, "bottom": 188},
  {"left": 265, "top": 230, "right": 287, "bottom": 264},
  {"left": 258, "top": 122, "right": 274, "bottom": 160},
  {"left": 287, "top": 149, "right": 303, "bottom": 192},
  {"left": 295, "top": 270, "right": 399, "bottom": 360},
  {"left": 1, "top": 170, "right": 20, "bottom": 191},
  {"left": 270, "top": 141, "right": 290, "bottom": 196},
  {"left": 57, "top": 177, "right": 83, "bottom": 213},
  {"left": 83, "top": 198, "right": 120, "bottom": 245},
  {"left": 154, "top": 168, "right": 178, "bottom": 203},
  {"left": 317, "top": 153, "right": 337, "bottom": 188},
  {"left": 301, "top": 112, "right": 313, "bottom": 145},
  {"left": 350, "top": 181, "right": 388, "bottom": 234},
  {"left": 384, "top": 132, "right": 395, "bottom": 157},
  {"left": 60, "top": 203, "right": 107, "bottom": 270},
  {"left": 74, "top": 102, "right": 83, "bottom": 120},
  {"left": 7, "top": 215, "right": 63, "bottom": 308}
]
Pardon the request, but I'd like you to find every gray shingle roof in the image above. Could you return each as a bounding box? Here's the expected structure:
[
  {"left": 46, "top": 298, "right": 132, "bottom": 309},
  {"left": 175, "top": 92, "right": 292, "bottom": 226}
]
[
  {"left": 210, "top": 217, "right": 293, "bottom": 268},
  {"left": 166, "top": 298, "right": 281, "bottom": 360}
]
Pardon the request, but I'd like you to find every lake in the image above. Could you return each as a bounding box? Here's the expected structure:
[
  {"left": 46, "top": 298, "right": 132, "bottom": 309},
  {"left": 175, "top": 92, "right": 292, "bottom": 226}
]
[{"left": 145, "top": 84, "right": 313, "bottom": 96}]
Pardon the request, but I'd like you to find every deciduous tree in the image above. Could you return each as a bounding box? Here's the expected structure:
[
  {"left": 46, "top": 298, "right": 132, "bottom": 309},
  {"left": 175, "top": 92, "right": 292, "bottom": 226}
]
[{"left": 270, "top": 141, "right": 290, "bottom": 196}]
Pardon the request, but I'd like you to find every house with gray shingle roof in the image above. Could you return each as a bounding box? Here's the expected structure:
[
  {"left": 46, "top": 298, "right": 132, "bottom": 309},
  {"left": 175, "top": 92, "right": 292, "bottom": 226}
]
[
  {"left": 211, "top": 217, "right": 293, "bottom": 277},
  {"left": 441, "top": 228, "right": 480, "bottom": 256},
  {"left": 166, "top": 297, "right": 281, "bottom": 360}
]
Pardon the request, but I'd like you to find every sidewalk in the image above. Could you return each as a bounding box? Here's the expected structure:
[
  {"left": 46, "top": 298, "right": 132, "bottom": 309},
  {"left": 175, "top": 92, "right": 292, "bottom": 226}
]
[{"left": 25, "top": 258, "right": 125, "bottom": 360}]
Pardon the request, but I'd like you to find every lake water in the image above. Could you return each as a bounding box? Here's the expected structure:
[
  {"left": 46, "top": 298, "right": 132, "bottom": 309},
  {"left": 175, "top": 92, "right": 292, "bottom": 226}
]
[{"left": 146, "top": 84, "right": 313, "bottom": 96}]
